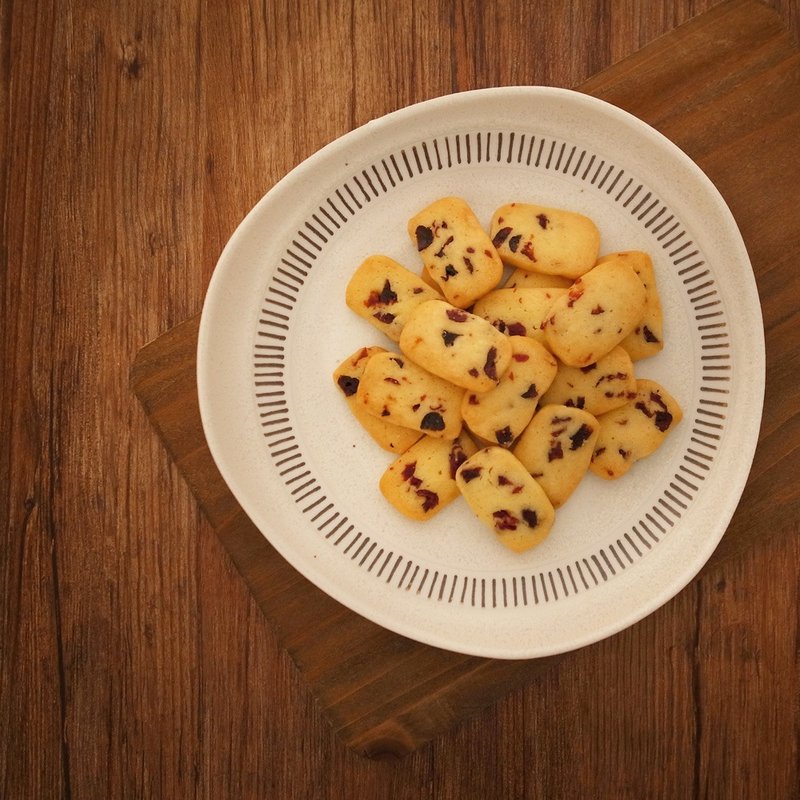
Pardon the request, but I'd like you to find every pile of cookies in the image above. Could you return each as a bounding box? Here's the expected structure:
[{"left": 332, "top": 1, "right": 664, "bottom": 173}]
[{"left": 333, "top": 197, "right": 682, "bottom": 553}]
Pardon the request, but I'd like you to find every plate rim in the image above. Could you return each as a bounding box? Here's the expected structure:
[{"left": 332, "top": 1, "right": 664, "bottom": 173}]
[{"left": 197, "top": 86, "right": 765, "bottom": 659}]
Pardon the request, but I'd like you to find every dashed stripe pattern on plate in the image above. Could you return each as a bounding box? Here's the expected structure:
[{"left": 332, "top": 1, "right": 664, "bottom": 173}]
[{"left": 253, "top": 130, "right": 729, "bottom": 608}]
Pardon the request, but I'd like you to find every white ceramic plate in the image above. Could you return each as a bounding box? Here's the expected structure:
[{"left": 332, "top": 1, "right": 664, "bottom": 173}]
[{"left": 197, "top": 87, "right": 764, "bottom": 659}]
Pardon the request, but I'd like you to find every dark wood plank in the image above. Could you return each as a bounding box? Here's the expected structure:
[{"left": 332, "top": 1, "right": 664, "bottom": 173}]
[{"left": 129, "top": 0, "right": 800, "bottom": 761}]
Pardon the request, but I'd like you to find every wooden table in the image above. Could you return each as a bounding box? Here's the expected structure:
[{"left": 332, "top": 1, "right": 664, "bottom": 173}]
[{"left": 3, "top": 1, "right": 799, "bottom": 797}]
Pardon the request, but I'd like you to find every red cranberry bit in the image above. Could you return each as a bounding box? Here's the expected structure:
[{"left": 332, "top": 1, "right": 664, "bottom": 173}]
[
  {"left": 654, "top": 410, "right": 673, "bottom": 432},
  {"left": 446, "top": 308, "right": 468, "bottom": 323},
  {"left": 643, "top": 325, "right": 660, "bottom": 343},
  {"left": 507, "top": 322, "right": 526, "bottom": 336},
  {"left": 448, "top": 444, "right": 468, "bottom": 479},
  {"left": 390, "top": 357, "right": 404, "bottom": 367},
  {"left": 381, "top": 406, "right": 391, "bottom": 417},
  {"left": 591, "top": 305, "right": 605, "bottom": 315},
  {"left": 435, "top": 235, "right": 455, "bottom": 258},
  {"left": 493, "top": 510, "right": 519, "bottom": 531},
  {"left": 413, "top": 287, "right": 424, "bottom": 294},
  {"left": 548, "top": 441, "right": 564, "bottom": 461},
  {"left": 468, "top": 394, "right": 479, "bottom": 405},
  {"left": 383, "top": 377, "right": 400, "bottom": 385},
  {"left": 569, "top": 423, "right": 594, "bottom": 450},
  {"left": 442, "top": 264, "right": 458, "bottom": 281},
  {"left": 415, "top": 225, "right": 434, "bottom": 250},
  {"left": 635, "top": 401, "right": 652, "bottom": 418},
  {"left": 512, "top": 353, "right": 530, "bottom": 362},
  {"left": 468, "top": 368, "right": 480, "bottom": 378},
  {"left": 550, "top": 415, "right": 572, "bottom": 424},
  {"left": 618, "top": 448, "right": 631, "bottom": 459},
  {"left": 495, "top": 426, "right": 514, "bottom": 445},
  {"left": 650, "top": 391, "right": 668, "bottom": 411},
  {"left": 567, "top": 286, "right": 584, "bottom": 307},
  {"left": 593, "top": 446, "right": 606, "bottom": 459},
  {"left": 401, "top": 462, "right": 423, "bottom": 488},
  {"left": 460, "top": 466, "right": 482, "bottom": 482},
  {"left": 492, "top": 319, "right": 507, "bottom": 334},
  {"left": 420, "top": 411, "right": 445, "bottom": 431},
  {"left": 373, "top": 311, "right": 396, "bottom": 323},
  {"left": 536, "top": 213, "right": 549, "bottom": 229},
  {"left": 379, "top": 279, "right": 398, "bottom": 304},
  {"left": 492, "top": 226, "right": 512, "bottom": 247},
  {"left": 521, "top": 241, "right": 536, "bottom": 262},
  {"left": 441, "top": 330, "right": 461, "bottom": 347},
  {"left": 411, "top": 403, "right": 420, "bottom": 412},
  {"left": 520, "top": 384, "right": 538, "bottom": 399},
  {"left": 508, "top": 234, "right": 522, "bottom": 252},
  {"left": 416, "top": 489, "right": 439, "bottom": 511},
  {"left": 466, "top": 246, "right": 475, "bottom": 253},
  {"left": 580, "top": 363, "right": 597, "bottom": 374},
  {"left": 565, "top": 396, "right": 585, "bottom": 409},
  {"left": 521, "top": 508, "right": 539, "bottom": 528},
  {"left": 463, "top": 256, "right": 475, "bottom": 273},
  {"left": 337, "top": 375, "right": 359, "bottom": 397},
  {"left": 483, "top": 347, "right": 498, "bottom": 381}
]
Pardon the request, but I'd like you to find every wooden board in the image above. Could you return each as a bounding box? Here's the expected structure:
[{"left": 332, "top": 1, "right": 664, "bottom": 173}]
[{"left": 131, "top": 0, "right": 800, "bottom": 758}]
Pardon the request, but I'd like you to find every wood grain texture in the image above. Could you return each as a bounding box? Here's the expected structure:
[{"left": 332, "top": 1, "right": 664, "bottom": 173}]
[{"left": 3, "top": 0, "right": 800, "bottom": 797}]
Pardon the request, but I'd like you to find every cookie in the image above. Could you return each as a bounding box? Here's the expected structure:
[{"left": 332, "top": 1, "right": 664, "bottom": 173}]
[
  {"left": 544, "top": 257, "right": 647, "bottom": 367},
  {"left": 589, "top": 379, "right": 683, "bottom": 480},
  {"left": 505, "top": 268, "right": 573, "bottom": 290},
  {"left": 356, "top": 350, "right": 465, "bottom": 439},
  {"left": 513, "top": 404, "right": 600, "bottom": 508},
  {"left": 379, "top": 434, "right": 478, "bottom": 520},
  {"left": 408, "top": 196, "right": 504, "bottom": 308},
  {"left": 471, "top": 286, "right": 567, "bottom": 346},
  {"left": 490, "top": 202, "right": 600, "bottom": 278},
  {"left": 345, "top": 254, "right": 441, "bottom": 342},
  {"left": 538, "top": 345, "right": 637, "bottom": 416},
  {"left": 597, "top": 251, "right": 664, "bottom": 361},
  {"left": 455, "top": 447, "right": 556, "bottom": 553},
  {"left": 333, "top": 346, "right": 423, "bottom": 453},
  {"left": 461, "top": 336, "right": 558, "bottom": 447},
  {"left": 399, "top": 299, "right": 513, "bottom": 392}
]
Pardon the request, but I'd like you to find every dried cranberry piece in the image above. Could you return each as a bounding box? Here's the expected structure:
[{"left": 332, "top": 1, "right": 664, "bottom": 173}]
[
  {"left": 521, "top": 508, "right": 539, "bottom": 528},
  {"left": 513, "top": 353, "right": 529, "bottom": 363},
  {"left": 536, "top": 213, "right": 549, "bottom": 229},
  {"left": 591, "top": 305, "right": 605, "bottom": 315},
  {"left": 435, "top": 235, "right": 454, "bottom": 258},
  {"left": 446, "top": 308, "right": 468, "bottom": 323},
  {"left": 373, "top": 311, "right": 396, "bottom": 324},
  {"left": 441, "top": 330, "right": 461, "bottom": 347},
  {"left": 643, "top": 325, "right": 660, "bottom": 343},
  {"left": 420, "top": 411, "right": 445, "bottom": 431},
  {"left": 507, "top": 322, "right": 526, "bottom": 336},
  {"left": 460, "top": 467, "right": 482, "bottom": 482},
  {"left": 580, "top": 363, "right": 597, "bottom": 373},
  {"left": 337, "top": 375, "right": 359, "bottom": 397},
  {"left": 521, "top": 240, "right": 536, "bottom": 262},
  {"left": 569, "top": 423, "right": 594, "bottom": 450},
  {"left": 495, "top": 426, "right": 514, "bottom": 445},
  {"left": 521, "top": 384, "right": 538, "bottom": 399},
  {"left": 508, "top": 234, "right": 522, "bottom": 252},
  {"left": 463, "top": 256, "right": 475, "bottom": 273},
  {"left": 548, "top": 441, "right": 564, "bottom": 461},
  {"left": 654, "top": 410, "right": 673, "bottom": 432},
  {"left": 401, "top": 462, "right": 416, "bottom": 481},
  {"left": 492, "top": 510, "right": 519, "bottom": 531},
  {"left": 483, "top": 347, "right": 498, "bottom": 381},
  {"left": 492, "top": 226, "right": 512, "bottom": 247},
  {"left": 448, "top": 444, "right": 468, "bottom": 479},
  {"left": 379, "top": 279, "right": 398, "bottom": 304},
  {"left": 415, "top": 225, "right": 433, "bottom": 250},
  {"left": 416, "top": 489, "right": 439, "bottom": 511}
]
